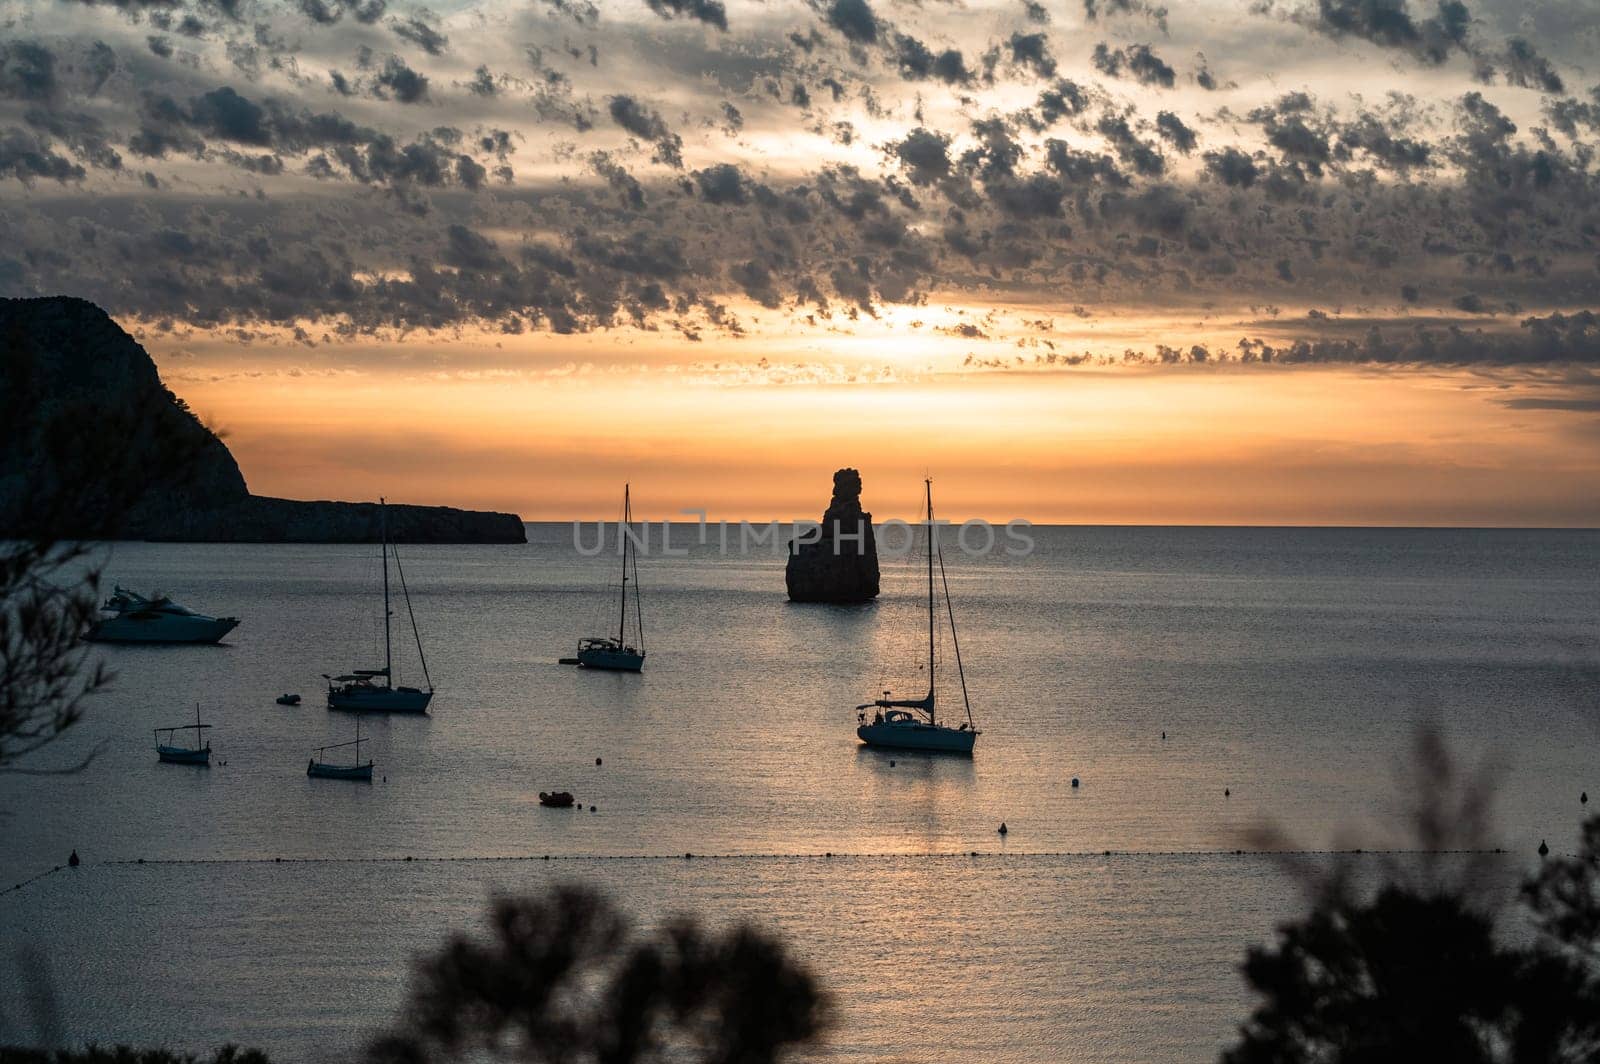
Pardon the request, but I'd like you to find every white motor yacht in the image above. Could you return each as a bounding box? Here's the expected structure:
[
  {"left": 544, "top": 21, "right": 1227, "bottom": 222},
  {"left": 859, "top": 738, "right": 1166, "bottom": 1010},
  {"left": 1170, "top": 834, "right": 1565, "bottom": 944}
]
[{"left": 87, "top": 587, "right": 239, "bottom": 644}]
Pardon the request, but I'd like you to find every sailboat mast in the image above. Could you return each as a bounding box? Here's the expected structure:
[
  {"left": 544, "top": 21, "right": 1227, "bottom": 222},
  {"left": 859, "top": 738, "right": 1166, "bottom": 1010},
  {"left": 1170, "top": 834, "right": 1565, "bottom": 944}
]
[
  {"left": 618, "top": 484, "right": 630, "bottom": 646},
  {"left": 926, "top": 477, "right": 936, "bottom": 725},
  {"left": 380, "top": 497, "right": 392, "bottom": 689}
]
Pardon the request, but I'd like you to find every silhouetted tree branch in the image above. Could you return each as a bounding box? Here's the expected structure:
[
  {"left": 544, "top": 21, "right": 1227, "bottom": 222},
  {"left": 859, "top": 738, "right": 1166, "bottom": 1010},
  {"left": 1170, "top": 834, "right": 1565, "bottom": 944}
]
[
  {"left": 367, "top": 886, "right": 831, "bottom": 1064},
  {"left": 1225, "top": 728, "right": 1600, "bottom": 1063}
]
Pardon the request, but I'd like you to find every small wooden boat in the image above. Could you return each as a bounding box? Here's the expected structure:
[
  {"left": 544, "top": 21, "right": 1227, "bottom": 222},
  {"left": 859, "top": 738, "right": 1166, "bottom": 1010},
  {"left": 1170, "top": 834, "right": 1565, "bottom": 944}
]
[
  {"left": 156, "top": 704, "right": 212, "bottom": 765},
  {"left": 308, "top": 716, "right": 374, "bottom": 781},
  {"left": 276, "top": 693, "right": 301, "bottom": 706},
  {"left": 539, "top": 791, "right": 575, "bottom": 808}
]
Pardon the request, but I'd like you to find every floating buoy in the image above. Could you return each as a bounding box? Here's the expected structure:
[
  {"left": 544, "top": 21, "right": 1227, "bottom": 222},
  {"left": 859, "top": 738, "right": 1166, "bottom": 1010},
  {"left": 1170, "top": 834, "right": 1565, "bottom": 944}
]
[
  {"left": 542, "top": 854, "right": 550, "bottom": 860},
  {"left": 589, "top": 805, "right": 596, "bottom": 812},
  {"left": 1161, "top": 731, "right": 1166, "bottom": 740},
  {"left": 685, "top": 852, "right": 693, "bottom": 860},
  {"left": 596, "top": 757, "right": 602, "bottom": 766},
  {"left": 1539, "top": 839, "right": 1550, "bottom": 857},
  {"left": 1584, "top": 791, "right": 1589, "bottom": 805},
  {"left": 68, "top": 850, "right": 79, "bottom": 868},
  {"left": 1071, "top": 777, "right": 1080, "bottom": 788},
  {"left": 998, "top": 822, "right": 1008, "bottom": 835},
  {"left": 889, "top": 760, "right": 896, "bottom": 767},
  {"left": 970, "top": 851, "right": 978, "bottom": 857},
  {"left": 1224, "top": 788, "right": 1231, "bottom": 797}
]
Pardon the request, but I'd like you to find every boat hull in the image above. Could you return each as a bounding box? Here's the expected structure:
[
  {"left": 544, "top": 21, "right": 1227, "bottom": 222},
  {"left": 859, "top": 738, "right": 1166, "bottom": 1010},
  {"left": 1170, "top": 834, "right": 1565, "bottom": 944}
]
[
  {"left": 577, "top": 648, "right": 644, "bottom": 672},
  {"left": 157, "top": 746, "right": 211, "bottom": 765},
  {"left": 327, "top": 686, "right": 432, "bottom": 713},
  {"left": 89, "top": 616, "right": 239, "bottom": 644},
  {"left": 308, "top": 761, "right": 373, "bottom": 781},
  {"left": 856, "top": 722, "right": 978, "bottom": 754}
]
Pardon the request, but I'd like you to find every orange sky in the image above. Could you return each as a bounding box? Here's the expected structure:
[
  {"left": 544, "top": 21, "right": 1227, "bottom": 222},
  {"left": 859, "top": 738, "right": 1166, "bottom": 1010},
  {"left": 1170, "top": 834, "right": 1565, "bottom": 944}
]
[{"left": 155, "top": 333, "right": 1600, "bottom": 525}]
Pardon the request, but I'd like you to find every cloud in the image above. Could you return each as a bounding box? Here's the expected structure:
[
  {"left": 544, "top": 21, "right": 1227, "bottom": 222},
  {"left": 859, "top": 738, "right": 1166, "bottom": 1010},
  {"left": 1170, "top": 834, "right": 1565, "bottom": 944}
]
[
  {"left": 1091, "top": 43, "right": 1175, "bottom": 87},
  {"left": 374, "top": 55, "right": 430, "bottom": 103},
  {"left": 889, "top": 127, "right": 952, "bottom": 185},
  {"left": 1308, "top": 0, "right": 1472, "bottom": 66},
  {"left": 608, "top": 95, "right": 684, "bottom": 168},
  {"left": 390, "top": 16, "right": 448, "bottom": 56},
  {"left": 0, "top": 127, "right": 86, "bottom": 184},
  {"left": 825, "top": 0, "right": 878, "bottom": 45},
  {"left": 646, "top": 0, "right": 729, "bottom": 31}
]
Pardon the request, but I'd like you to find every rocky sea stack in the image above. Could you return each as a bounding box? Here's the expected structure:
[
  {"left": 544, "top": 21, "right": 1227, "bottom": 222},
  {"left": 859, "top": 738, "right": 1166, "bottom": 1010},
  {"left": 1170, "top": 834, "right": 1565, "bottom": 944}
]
[
  {"left": 785, "top": 468, "right": 880, "bottom": 603},
  {"left": 0, "top": 296, "right": 525, "bottom": 543}
]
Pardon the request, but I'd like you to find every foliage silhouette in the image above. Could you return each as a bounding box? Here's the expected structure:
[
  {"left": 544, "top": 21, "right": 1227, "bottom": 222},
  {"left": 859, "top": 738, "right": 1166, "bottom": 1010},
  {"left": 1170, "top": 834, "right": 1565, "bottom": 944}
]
[
  {"left": 367, "top": 886, "right": 830, "bottom": 1064},
  {"left": 1225, "top": 729, "right": 1600, "bottom": 1063}
]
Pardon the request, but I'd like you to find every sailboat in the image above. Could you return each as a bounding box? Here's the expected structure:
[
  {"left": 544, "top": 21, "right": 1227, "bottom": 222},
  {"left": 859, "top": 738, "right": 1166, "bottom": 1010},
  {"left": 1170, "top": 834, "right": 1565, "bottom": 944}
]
[
  {"left": 155, "top": 704, "right": 213, "bottom": 765},
  {"left": 325, "top": 498, "right": 434, "bottom": 712},
  {"left": 856, "top": 478, "right": 981, "bottom": 755},
  {"left": 307, "top": 715, "right": 375, "bottom": 781},
  {"left": 575, "top": 484, "right": 646, "bottom": 672}
]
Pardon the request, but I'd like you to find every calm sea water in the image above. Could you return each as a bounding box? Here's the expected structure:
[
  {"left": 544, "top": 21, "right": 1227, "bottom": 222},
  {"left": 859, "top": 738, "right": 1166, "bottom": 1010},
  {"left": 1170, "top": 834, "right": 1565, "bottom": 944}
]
[{"left": 2, "top": 525, "right": 1597, "bottom": 1061}]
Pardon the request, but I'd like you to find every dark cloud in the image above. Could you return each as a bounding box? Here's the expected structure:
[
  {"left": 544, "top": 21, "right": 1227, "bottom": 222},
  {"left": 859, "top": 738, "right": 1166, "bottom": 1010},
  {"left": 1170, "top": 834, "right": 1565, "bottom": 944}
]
[
  {"left": 1310, "top": 0, "right": 1471, "bottom": 66},
  {"left": 1097, "top": 112, "right": 1166, "bottom": 176},
  {"left": 1154, "top": 111, "right": 1196, "bottom": 153},
  {"left": 890, "top": 127, "right": 952, "bottom": 186},
  {"left": 1008, "top": 33, "right": 1057, "bottom": 79},
  {"left": 1204, "top": 146, "right": 1259, "bottom": 187},
  {"left": 0, "top": 42, "right": 59, "bottom": 102},
  {"left": 646, "top": 0, "right": 729, "bottom": 31},
  {"left": 538, "top": 0, "right": 599, "bottom": 24},
  {"left": 374, "top": 55, "right": 430, "bottom": 104},
  {"left": 1091, "top": 43, "right": 1175, "bottom": 87},
  {"left": 0, "top": 127, "right": 86, "bottom": 185},
  {"left": 391, "top": 17, "right": 448, "bottom": 56},
  {"left": 825, "top": 0, "right": 879, "bottom": 45},
  {"left": 693, "top": 162, "right": 752, "bottom": 204},
  {"left": 591, "top": 151, "right": 645, "bottom": 209},
  {"left": 1498, "top": 38, "right": 1563, "bottom": 93},
  {"left": 892, "top": 35, "right": 972, "bottom": 85},
  {"left": 1083, "top": 0, "right": 1169, "bottom": 33},
  {"left": 608, "top": 95, "right": 684, "bottom": 168}
]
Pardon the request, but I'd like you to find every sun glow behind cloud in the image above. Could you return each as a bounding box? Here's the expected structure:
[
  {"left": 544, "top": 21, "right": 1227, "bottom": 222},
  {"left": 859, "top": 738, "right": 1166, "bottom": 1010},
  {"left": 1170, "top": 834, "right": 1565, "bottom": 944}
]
[{"left": 158, "top": 331, "right": 1600, "bottom": 524}]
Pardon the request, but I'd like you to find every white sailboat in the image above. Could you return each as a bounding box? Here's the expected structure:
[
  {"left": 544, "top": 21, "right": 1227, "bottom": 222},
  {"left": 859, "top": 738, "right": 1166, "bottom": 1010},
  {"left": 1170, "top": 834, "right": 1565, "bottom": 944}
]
[
  {"left": 856, "top": 478, "right": 980, "bottom": 754},
  {"left": 325, "top": 499, "right": 434, "bottom": 713},
  {"left": 575, "top": 484, "right": 646, "bottom": 672}
]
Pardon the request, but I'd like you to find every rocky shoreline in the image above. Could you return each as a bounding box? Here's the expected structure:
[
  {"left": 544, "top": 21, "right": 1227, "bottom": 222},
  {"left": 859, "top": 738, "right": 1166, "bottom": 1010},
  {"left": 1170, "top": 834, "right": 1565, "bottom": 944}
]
[{"left": 0, "top": 295, "right": 526, "bottom": 544}]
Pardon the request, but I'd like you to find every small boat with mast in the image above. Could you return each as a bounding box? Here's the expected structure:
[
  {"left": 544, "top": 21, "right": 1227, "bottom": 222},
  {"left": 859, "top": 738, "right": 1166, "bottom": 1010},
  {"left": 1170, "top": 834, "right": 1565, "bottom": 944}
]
[
  {"left": 574, "top": 484, "right": 646, "bottom": 672},
  {"left": 307, "top": 715, "right": 375, "bottom": 781},
  {"left": 155, "top": 704, "right": 213, "bottom": 765},
  {"left": 856, "top": 478, "right": 981, "bottom": 755},
  {"left": 325, "top": 498, "right": 434, "bottom": 713}
]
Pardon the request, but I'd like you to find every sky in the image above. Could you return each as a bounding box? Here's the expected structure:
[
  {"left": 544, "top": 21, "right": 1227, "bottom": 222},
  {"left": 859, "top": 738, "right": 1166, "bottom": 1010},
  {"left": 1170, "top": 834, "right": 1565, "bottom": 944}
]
[{"left": 2, "top": 0, "right": 1599, "bottom": 522}]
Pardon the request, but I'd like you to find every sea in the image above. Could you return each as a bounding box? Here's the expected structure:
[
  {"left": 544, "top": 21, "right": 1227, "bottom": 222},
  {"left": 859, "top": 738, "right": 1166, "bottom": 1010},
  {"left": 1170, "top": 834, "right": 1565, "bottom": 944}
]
[{"left": 1, "top": 524, "right": 1597, "bottom": 1062}]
